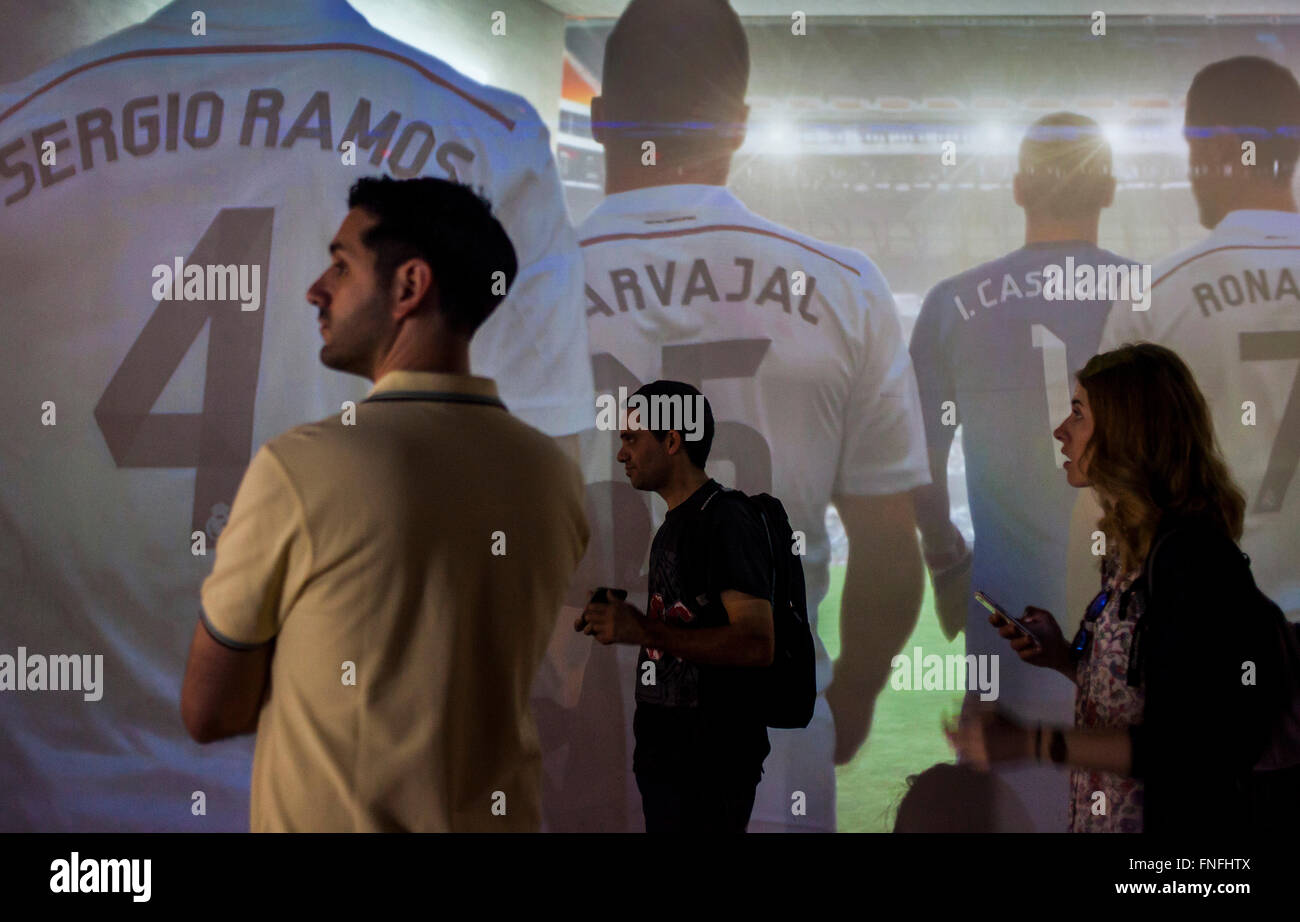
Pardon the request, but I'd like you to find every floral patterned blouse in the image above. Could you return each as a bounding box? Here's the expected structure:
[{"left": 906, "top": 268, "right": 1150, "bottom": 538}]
[{"left": 1070, "top": 552, "right": 1146, "bottom": 832}]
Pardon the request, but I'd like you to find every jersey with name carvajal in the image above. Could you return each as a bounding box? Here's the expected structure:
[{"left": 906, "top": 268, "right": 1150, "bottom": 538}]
[
  {"left": 0, "top": 0, "right": 591, "bottom": 832},
  {"left": 573, "top": 183, "right": 931, "bottom": 831},
  {"left": 1100, "top": 209, "right": 1300, "bottom": 622}
]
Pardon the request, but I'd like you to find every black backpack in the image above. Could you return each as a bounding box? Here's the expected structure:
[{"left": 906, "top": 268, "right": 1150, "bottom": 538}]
[
  {"left": 1144, "top": 528, "right": 1300, "bottom": 773},
  {"left": 739, "top": 492, "right": 817, "bottom": 729}
]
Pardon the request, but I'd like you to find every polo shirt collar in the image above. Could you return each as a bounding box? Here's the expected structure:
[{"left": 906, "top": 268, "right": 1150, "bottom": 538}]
[
  {"left": 368, "top": 370, "right": 499, "bottom": 400},
  {"left": 1213, "top": 209, "right": 1300, "bottom": 239},
  {"left": 588, "top": 183, "right": 743, "bottom": 220}
]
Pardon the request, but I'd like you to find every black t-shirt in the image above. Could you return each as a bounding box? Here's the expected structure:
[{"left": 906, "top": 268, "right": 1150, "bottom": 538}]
[{"left": 633, "top": 479, "right": 773, "bottom": 781}]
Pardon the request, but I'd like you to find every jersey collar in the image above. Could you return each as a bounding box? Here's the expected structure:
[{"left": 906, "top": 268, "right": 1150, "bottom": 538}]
[
  {"left": 1213, "top": 209, "right": 1300, "bottom": 239},
  {"left": 588, "top": 184, "right": 744, "bottom": 221}
]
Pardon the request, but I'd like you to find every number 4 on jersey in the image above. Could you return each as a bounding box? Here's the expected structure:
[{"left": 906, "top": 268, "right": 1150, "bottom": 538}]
[{"left": 94, "top": 208, "right": 273, "bottom": 535}]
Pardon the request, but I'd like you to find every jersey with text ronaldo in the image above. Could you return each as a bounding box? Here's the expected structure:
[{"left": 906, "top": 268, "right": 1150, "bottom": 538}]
[
  {"left": 575, "top": 183, "right": 931, "bottom": 830},
  {"left": 1100, "top": 209, "right": 1300, "bottom": 623},
  {"left": 0, "top": 0, "right": 592, "bottom": 832}
]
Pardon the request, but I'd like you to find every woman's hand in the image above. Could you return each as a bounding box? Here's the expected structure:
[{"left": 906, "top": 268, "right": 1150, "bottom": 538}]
[
  {"left": 991, "top": 606, "right": 1073, "bottom": 678},
  {"left": 944, "top": 703, "right": 1034, "bottom": 769}
]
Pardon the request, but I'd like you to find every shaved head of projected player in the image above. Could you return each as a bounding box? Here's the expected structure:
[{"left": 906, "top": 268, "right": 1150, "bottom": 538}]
[
  {"left": 307, "top": 178, "right": 517, "bottom": 381},
  {"left": 560, "top": 0, "right": 933, "bottom": 835},
  {"left": 590, "top": 0, "right": 749, "bottom": 191},
  {"left": 182, "top": 176, "right": 589, "bottom": 831},
  {"left": 1184, "top": 57, "right": 1300, "bottom": 229}
]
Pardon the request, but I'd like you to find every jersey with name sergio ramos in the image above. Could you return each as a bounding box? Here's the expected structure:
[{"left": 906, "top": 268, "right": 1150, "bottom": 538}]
[
  {"left": 1100, "top": 209, "right": 1300, "bottom": 622},
  {"left": 0, "top": 0, "right": 590, "bottom": 832},
  {"left": 576, "top": 182, "right": 930, "bottom": 831}
]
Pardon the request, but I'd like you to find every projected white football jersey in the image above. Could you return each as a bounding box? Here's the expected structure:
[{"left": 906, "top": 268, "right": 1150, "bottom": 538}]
[
  {"left": 1099, "top": 209, "right": 1300, "bottom": 622},
  {"left": 561, "top": 183, "right": 930, "bottom": 832},
  {"left": 0, "top": 0, "right": 591, "bottom": 831}
]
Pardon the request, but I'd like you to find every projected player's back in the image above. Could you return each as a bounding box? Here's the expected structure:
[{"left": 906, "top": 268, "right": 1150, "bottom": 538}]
[
  {"left": 0, "top": 0, "right": 590, "bottom": 831},
  {"left": 1095, "top": 56, "right": 1300, "bottom": 624},
  {"left": 909, "top": 113, "right": 1132, "bottom": 831},
  {"left": 546, "top": 0, "right": 931, "bottom": 833}
]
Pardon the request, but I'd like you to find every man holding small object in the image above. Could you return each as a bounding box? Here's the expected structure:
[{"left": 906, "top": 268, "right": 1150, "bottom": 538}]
[{"left": 577, "top": 380, "right": 775, "bottom": 832}]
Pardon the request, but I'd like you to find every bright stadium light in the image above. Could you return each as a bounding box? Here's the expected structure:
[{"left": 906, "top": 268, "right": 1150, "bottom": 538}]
[
  {"left": 752, "top": 119, "right": 799, "bottom": 157},
  {"left": 980, "top": 123, "right": 1009, "bottom": 152},
  {"left": 1101, "top": 121, "right": 1126, "bottom": 151}
]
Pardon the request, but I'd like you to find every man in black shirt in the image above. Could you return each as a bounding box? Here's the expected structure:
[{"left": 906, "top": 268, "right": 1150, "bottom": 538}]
[{"left": 579, "top": 380, "right": 775, "bottom": 832}]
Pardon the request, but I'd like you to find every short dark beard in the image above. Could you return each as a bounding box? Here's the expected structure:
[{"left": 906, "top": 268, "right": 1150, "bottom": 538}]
[{"left": 319, "top": 286, "right": 389, "bottom": 378}]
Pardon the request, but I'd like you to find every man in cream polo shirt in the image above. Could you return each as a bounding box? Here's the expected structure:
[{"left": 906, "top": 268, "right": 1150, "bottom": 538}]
[{"left": 180, "top": 176, "right": 589, "bottom": 832}]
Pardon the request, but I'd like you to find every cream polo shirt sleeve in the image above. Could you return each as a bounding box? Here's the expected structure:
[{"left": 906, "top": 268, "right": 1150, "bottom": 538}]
[{"left": 199, "top": 444, "right": 313, "bottom": 647}]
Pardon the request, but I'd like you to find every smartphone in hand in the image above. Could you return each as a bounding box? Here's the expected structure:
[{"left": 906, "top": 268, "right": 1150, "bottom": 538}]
[
  {"left": 975, "top": 590, "right": 1041, "bottom": 649},
  {"left": 576, "top": 587, "right": 629, "bottom": 631}
]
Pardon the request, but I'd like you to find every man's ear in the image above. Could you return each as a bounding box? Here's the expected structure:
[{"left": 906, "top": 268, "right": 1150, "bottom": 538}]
[
  {"left": 729, "top": 103, "right": 750, "bottom": 154},
  {"left": 1101, "top": 175, "right": 1116, "bottom": 209},
  {"left": 391, "top": 258, "right": 435, "bottom": 320},
  {"left": 1012, "top": 172, "right": 1025, "bottom": 208},
  {"left": 663, "top": 429, "right": 684, "bottom": 457},
  {"left": 1188, "top": 134, "right": 1240, "bottom": 177}
]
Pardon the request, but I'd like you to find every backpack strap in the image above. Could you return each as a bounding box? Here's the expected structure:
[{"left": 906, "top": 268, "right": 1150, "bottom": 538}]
[
  {"left": 1141, "top": 527, "right": 1179, "bottom": 601},
  {"left": 1126, "top": 526, "right": 1180, "bottom": 687},
  {"left": 704, "top": 487, "right": 778, "bottom": 609}
]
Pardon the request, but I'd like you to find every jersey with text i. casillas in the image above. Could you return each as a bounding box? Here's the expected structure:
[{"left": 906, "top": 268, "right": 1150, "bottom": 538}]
[
  {"left": 1099, "top": 209, "right": 1300, "bottom": 623},
  {"left": 0, "top": 0, "right": 591, "bottom": 832},
  {"left": 911, "top": 241, "right": 1131, "bottom": 663},
  {"left": 570, "top": 183, "right": 931, "bottom": 831}
]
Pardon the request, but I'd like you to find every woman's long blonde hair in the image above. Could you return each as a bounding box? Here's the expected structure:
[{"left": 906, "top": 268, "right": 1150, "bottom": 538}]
[{"left": 1076, "top": 342, "right": 1246, "bottom": 573}]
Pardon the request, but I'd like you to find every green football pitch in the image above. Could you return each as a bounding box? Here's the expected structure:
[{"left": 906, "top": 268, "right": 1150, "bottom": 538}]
[{"left": 816, "top": 563, "right": 966, "bottom": 832}]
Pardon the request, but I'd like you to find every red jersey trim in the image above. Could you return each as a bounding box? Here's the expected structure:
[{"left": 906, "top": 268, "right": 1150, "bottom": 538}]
[
  {"left": 1152, "top": 243, "right": 1300, "bottom": 289},
  {"left": 581, "top": 223, "right": 863, "bottom": 277},
  {"left": 0, "top": 42, "right": 517, "bottom": 131}
]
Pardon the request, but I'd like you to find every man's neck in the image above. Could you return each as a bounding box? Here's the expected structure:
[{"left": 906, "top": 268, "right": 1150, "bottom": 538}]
[
  {"left": 658, "top": 467, "right": 711, "bottom": 512},
  {"left": 369, "top": 325, "right": 471, "bottom": 382},
  {"left": 1024, "top": 214, "right": 1099, "bottom": 247},
  {"left": 603, "top": 150, "right": 730, "bottom": 195},
  {"left": 1210, "top": 185, "right": 1300, "bottom": 227}
]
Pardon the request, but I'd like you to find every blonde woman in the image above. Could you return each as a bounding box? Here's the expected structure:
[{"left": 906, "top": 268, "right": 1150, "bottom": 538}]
[{"left": 949, "top": 343, "right": 1290, "bottom": 833}]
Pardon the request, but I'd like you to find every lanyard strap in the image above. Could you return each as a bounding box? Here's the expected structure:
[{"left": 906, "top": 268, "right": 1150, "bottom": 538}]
[{"left": 363, "top": 390, "right": 507, "bottom": 410}]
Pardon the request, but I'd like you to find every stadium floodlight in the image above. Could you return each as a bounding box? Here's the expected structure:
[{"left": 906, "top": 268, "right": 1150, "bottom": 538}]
[
  {"left": 745, "top": 119, "right": 799, "bottom": 157},
  {"left": 979, "top": 122, "right": 1010, "bottom": 152},
  {"left": 1100, "top": 121, "right": 1126, "bottom": 151}
]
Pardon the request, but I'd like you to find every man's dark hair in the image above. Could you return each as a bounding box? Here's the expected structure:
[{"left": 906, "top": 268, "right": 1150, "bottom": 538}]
[
  {"left": 1186, "top": 56, "right": 1300, "bottom": 182},
  {"left": 1017, "top": 112, "right": 1114, "bottom": 219},
  {"left": 632, "top": 380, "right": 715, "bottom": 470},
  {"left": 601, "top": 0, "right": 749, "bottom": 153},
  {"left": 346, "top": 176, "right": 518, "bottom": 336}
]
